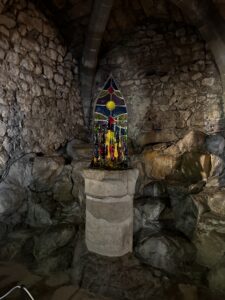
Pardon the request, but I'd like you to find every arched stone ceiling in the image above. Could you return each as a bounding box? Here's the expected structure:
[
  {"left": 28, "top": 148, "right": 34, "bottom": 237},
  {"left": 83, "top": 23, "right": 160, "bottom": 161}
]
[
  {"left": 4, "top": 0, "right": 225, "bottom": 74},
  {"left": 101, "top": 0, "right": 184, "bottom": 54},
  {"left": 33, "top": 0, "right": 94, "bottom": 58},
  {"left": 29, "top": 0, "right": 225, "bottom": 57},
  {"left": 33, "top": 0, "right": 185, "bottom": 59}
]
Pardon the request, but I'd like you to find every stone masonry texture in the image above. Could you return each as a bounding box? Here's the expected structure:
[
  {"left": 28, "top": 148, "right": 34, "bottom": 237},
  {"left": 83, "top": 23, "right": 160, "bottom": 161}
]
[
  {"left": 0, "top": 0, "right": 84, "bottom": 169},
  {"left": 97, "top": 21, "right": 224, "bottom": 146}
]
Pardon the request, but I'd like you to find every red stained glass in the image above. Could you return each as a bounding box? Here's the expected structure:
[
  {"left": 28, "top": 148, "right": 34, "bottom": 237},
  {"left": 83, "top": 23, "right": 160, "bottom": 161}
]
[{"left": 108, "top": 86, "right": 114, "bottom": 94}]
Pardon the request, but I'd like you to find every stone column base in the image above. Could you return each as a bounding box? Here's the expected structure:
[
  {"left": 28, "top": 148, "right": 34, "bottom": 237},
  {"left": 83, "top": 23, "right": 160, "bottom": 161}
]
[{"left": 82, "top": 169, "right": 139, "bottom": 257}]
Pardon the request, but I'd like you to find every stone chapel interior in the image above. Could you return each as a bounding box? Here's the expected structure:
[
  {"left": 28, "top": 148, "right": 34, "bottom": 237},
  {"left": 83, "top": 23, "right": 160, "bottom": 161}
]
[{"left": 0, "top": 0, "right": 225, "bottom": 299}]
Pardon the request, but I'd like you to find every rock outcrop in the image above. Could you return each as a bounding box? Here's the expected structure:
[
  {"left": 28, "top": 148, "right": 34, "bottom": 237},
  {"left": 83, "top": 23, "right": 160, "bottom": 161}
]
[{"left": 132, "top": 131, "right": 225, "bottom": 296}]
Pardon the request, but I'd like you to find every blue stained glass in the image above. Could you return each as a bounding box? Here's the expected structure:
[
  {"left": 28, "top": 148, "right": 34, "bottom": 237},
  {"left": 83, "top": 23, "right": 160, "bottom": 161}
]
[
  {"left": 112, "top": 106, "right": 127, "bottom": 117},
  {"left": 95, "top": 105, "right": 110, "bottom": 117}
]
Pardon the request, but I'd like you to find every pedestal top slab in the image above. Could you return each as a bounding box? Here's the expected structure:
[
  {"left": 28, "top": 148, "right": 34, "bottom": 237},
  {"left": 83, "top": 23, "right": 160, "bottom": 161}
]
[
  {"left": 82, "top": 168, "right": 139, "bottom": 197},
  {"left": 82, "top": 168, "right": 139, "bottom": 181}
]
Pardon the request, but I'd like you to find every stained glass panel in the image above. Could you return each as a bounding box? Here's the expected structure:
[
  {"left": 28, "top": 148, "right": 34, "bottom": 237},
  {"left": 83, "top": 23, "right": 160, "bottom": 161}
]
[{"left": 91, "top": 75, "right": 128, "bottom": 169}]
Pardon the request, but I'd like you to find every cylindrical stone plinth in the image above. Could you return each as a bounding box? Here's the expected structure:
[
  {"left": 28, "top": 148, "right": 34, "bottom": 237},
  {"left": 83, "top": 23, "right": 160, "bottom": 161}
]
[{"left": 82, "top": 169, "right": 139, "bottom": 257}]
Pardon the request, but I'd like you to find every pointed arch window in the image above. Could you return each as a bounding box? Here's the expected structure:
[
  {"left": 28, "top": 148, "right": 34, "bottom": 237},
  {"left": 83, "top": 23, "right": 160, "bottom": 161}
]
[{"left": 91, "top": 75, "right": 128, "bottom": 169}]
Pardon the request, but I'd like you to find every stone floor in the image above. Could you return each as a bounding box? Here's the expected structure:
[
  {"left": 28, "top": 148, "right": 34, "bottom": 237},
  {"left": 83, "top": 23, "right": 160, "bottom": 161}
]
[
  {"left": 0, "top": 260, "right": 224, "bottom": 300},
  {"left": 0, "top": 262, "right": 112, "bottom": 300}
]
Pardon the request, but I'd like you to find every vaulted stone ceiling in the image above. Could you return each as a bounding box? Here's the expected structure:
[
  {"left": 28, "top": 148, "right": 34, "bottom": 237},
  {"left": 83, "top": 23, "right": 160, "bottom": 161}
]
[
  {"left": 34, "top": 0, "right": 184, "bottom": 58},
  {"left": 33, "top": 0, "right": 93, "bottom": 58},
  {"left": 32, "top": 0, "right": 225, "bottom": 58}
]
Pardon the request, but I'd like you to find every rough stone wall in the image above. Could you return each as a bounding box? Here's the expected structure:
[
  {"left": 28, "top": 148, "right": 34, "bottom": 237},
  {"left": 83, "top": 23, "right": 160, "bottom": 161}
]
[
  {"left": 97, "top": 21, "right": 224, "bottom": 146},
  {"left": 0, "top": 0, "right": 84, "bottom": 170}
]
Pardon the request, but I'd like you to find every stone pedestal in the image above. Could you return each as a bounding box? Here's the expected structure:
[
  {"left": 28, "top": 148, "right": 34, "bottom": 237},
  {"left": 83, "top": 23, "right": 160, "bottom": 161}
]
[{"left": 82, "top": 169, "right": 139, "bottom": 257}]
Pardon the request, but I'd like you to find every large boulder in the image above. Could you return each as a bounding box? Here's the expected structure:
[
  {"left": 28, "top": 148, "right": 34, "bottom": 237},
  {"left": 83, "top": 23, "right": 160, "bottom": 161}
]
[
  {"left": 136, "top": 199, "right": 166, "bottom": 222},
  {"left": 66, "top": 139, "right": 92, "bottom": 161},
  {"left": 0, "top": 150, "right": 9, "bottom": 176},
  {"left": 25, "top": 200, "right": 52, "bottom": 227},
  {"left": 135, "top": 233, "right": 196, "bottom": 274},
  {"left": 0, "top": 154, "right": 34, "bottom": 223},
  {"left": 0, "top": 230, "right": 32, "bottom": 261},
  {"left": 163, "top": 131, "right": 206, "bottom": 157},
  {"left": 30, "top": 156, "right": 65, "bottom": 192},
  {"left": 54, "top": 202, "right": 83, "bottom": 225},
  {"left": 137, "top": 129, "right": 177, "bottom": 147},
  {"left": 53, "top": 165, "right": 74, "bottom": 203},
  {"left": 0, "top": 182, "right": 26, "bottom": 223},
  {"left": 206, "top": 190, "right": 225, "bottom": 217},
  {"left": 192, "top": 208, "right": 225, "bottom": 296},
  {"left": 33, "top": 224, "right": 76, "bottom": 260},
  {"left": 143, "top": 181, "right": 168, "bottom": 198},
  {"left": 210, "top": 155, "right": 225, "bottom": 177},
  {"left": 167, "top": 185, "right": 206, "bottom": 238},
  {"left": 193, "top": 229, "right": 225, "bottom": 268},
  {"left": 133, "top": 207, "right": 143, "bottom": 233},
  {"left": 181, "top": 152, "right": 211, "bottom": 183},
  {"left": 163, "top": 144, "right": 181, "bottom": 157},
  {"left": 4, "top": 154, "right": 34, "bottom": 187},
  {"left": 206, "top": 173, "right": 225, "bottom": 188},
  {"left": 141, "top": 131, "right": 219, "bottom": 183},
  {"left": 208, "top": 260, "right": 225, "bottom": 294},
  {"left": 143, "top": 150, "right": 180, "bottom": 180},
  {"left": 130, "top": 155, "right": 146, "bottom": 196},
  {"left": 176, "top": 131, "right": 206, "bottom": 154},
  {"left": 206, "top": 134, "right": 225, "bottom": 156}
]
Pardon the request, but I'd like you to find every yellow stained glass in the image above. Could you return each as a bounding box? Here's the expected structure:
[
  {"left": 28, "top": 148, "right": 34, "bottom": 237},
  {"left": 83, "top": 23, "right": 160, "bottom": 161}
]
[{"left": 106, "top": 100, "right": 116, "bottom": 111}]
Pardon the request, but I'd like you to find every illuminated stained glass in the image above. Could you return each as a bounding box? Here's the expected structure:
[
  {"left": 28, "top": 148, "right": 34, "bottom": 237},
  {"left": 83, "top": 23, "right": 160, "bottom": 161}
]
[{"left": 91, "top": 75, "right": 128, "bottom": 169}]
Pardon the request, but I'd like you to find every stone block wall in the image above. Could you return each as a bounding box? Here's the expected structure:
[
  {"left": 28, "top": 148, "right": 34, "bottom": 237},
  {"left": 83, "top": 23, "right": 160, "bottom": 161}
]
[
  {"left": 0, "top": 0, "right": 84, "bottom": 171},
  {"left": 97, "top": 21, "right": 223, "bottom": 146}
]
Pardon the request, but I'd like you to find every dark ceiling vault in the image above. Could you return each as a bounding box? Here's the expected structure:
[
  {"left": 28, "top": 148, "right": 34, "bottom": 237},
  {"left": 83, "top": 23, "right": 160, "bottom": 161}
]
[{"left": 32, "top": 0, "right": 184, "bottom": 58}]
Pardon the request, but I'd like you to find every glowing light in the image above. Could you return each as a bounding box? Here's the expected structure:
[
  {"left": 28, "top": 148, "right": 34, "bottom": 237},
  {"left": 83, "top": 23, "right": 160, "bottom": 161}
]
[{"left": 106, "top": 100, "right": 116, "bottom": 111}]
